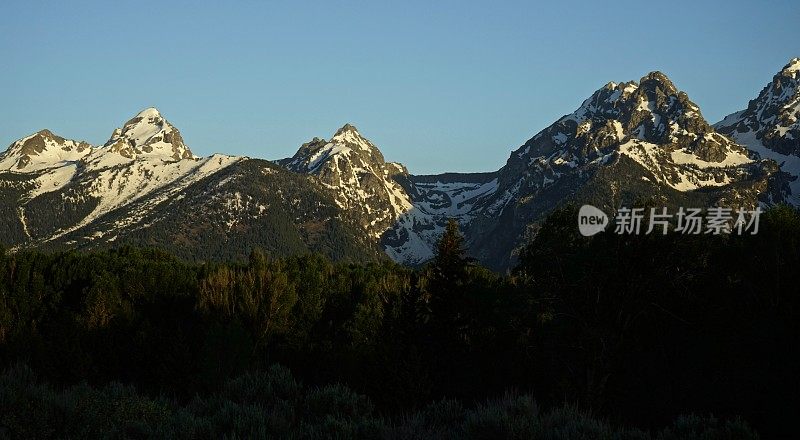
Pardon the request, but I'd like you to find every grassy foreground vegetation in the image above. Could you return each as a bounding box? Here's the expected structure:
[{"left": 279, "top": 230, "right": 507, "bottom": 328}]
[{"left": 1, "top": 363, "right": 757, "bottom": 439}]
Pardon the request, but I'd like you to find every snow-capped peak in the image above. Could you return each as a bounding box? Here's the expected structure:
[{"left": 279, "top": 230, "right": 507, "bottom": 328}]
[
  {"left": 715, "top": 57, "right": 800, "bottom": 204},
  {"left": 136, "top": 107, "right": 162, "bottom": 119},
  {"left": 3, "top": 109, "right": 243, "bottom": 244},
  {"left": 0, "top": 129, "right": 93, "bottom": 171},
  {"left": 330, "top": 123, "right": 380, "bottom": 153},
  {"left": 103, "top": 107, "right": 195, "bottom": 161},
  {"left": 333, "top": 122, "right": 359, "bottom": 137},
  {"left": 638, "top": 71, "right": 678, "bottom": 95},
  {"left": 506, "top": 69, "right": 758, "bottom": 201},
  {"left": 553, "top": 71, "right": 708, "bottom": 149},
  {"left": 285, "top": 123, "right": 387, "bottom": 174},
  {"left": 715, "top": 57, "right": 799, "bottom": 145},
  {"left": 780, "top": 57, "right": 800, "bottom": 78},
  {"left": 282, "top": 124, "right": 412, "bottom": 238}
]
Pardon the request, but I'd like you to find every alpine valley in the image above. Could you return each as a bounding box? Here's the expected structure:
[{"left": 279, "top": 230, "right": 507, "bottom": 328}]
[{"left": 2, "top": 59, "right": 798, "bottom": 270}]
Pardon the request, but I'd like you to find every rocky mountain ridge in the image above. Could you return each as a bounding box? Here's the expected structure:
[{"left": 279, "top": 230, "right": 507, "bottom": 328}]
[
  {"left": 281, "top": 124, "right": 413, "bottom": 238},
  {"left": 1, "top": 59, "right": 796, "bottom": 269},
  {"left": 459, "top": 70, "right": 782, "bottom": 268},
  {"left": 0, "top": 110, "right": 380, "bottom": 263},
  {"left": 715, "top": 57, "right": 800, "bottom": 204}
]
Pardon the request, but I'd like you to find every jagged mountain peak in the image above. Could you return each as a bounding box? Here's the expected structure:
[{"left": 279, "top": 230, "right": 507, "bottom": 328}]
[
  {"left": 529, "top": 70, "right": 727, "bottom": 168},
  {"left": 460, "top": 69, "right": 782, "bottom": 269},
  {"left": 751, "top": 58, "right": 800, "bottom": 94},
  {"left": 330, "top": 123, "right": 383, "bottom": 155},
  {"left": 715, "top": 57, "right": 799, "bottom": 150},
  {"left": 491, "top": 69, "right": 763, "bottom": 232},
  {"left": 282, "top": 124, "right": 412, "bottom": 238},
  {"left": 761, "top": 58, "right": 800, "bottom": 103},
  {"left": 103, "top": 107, "right": 194, "bottom": 161},
  {"left": 779, "top": 57, "right": 800, "bottom": 78},
  {"left": 135, "top": 107, "right": 162, "bottom": 118},
  {"left": 0, "top": 62, "right": 790, "bottom": 271},
  {"left": 715, "top": 57, "right": 800, "bottom": 204},
  {"left": 556, "top": 72, "right": 700, "bottom": 133},
  {"left": 285, "top": 124, "right": 387, "bottom": 174},
  {"left": 638, "top": 71, "right": 678, "bottom": 95},
  {"left": 35, "top": 128, "right": 56, "bottom": 137},
  {"left": 0, "top": 129, "right": 93, "bottom": 171},
  {"left": 117, "top": 107, "right": 165, "bottom": 133},
  {"left": 333, "top": 122, "right": 359, "bottom": 136}
]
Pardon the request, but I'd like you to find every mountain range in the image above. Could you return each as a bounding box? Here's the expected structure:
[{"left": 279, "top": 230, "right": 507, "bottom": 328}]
[{"left": 2, "top": 58, "right": 798, "bottom": 269}]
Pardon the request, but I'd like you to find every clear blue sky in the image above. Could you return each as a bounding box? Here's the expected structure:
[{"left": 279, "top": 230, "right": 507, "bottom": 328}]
[{"left": 2, "top": 1, "right": 798, "bottom": 174}]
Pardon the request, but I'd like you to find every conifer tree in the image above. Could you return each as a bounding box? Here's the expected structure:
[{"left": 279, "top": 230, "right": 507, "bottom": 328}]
[
  {"left": 433, "top": 218, "right": 467, "bottom": 285},
  {"left": 428, "top": 218, "right": 469, "bottom": 331}
]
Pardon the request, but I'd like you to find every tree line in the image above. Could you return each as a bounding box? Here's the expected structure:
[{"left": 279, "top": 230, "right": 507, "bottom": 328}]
[{"left": 1, "top": 206, "right": 798, "bottom": 438}]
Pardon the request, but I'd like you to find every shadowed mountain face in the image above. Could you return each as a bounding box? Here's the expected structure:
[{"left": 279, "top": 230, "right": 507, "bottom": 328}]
[
  {"left": 281, "top": 124, "right": 413, "bottom": 239},
  {"left": 0, "top": 61, "right": 794, "bottom": 269},
  {"left": 459, "top": 70, "right": 784, "bottom": 269},
  {"left": 0, "top": 110, "right": 382, "bottom": 263},
  {"left": 715, "top": 58, "right": 800, "bottom": 205},
  {"left": 0, "top": 129, "right": 93, "bottom": 171},
  {"left": 103, "top": 107, "right": 195, "bottom": 160},
  {"left": 281, "top": 69, "right": 785, "bottom": 270}
]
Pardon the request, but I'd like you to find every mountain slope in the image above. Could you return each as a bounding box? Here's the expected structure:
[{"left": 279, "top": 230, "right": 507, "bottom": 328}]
[
  {"left": 0, "top": 129, "right": 93, "bottom": 171},
  {"left": 103, "top": 107, "right": 195, "bottom": 160},
  {"left": 0, "top": 108, "right": 241, "bottom": 246},
  {"left": 2, "top": 64, "right": 793, "bottom": 270},
  {"left": 279, "top": 125, "right": 501, "bottom": 266},
  {"left": 275, "top": 73, "right": 785, "bottom": 269},
  {"left": 463, "top": 71, "right": 782, "bottom": 269},
  {"left": 381, "top": 172, "right": 498, "bottom": 265},
  {"left": 715, "top": 58, "right": 800, "bottom": 204},
  {"left": 0, "top": 110, "right": 381, "bottom": 263},
  {"left": 40, "top": 159, "right": 383, "bottom": 262},
  {"left": 282, "top": 124, "right": 413, "bottom": 238}
]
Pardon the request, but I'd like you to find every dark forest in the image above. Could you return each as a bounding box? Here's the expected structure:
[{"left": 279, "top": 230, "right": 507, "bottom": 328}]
[{"left": 1, "top": 206, "right": 798, "bottom": 439}]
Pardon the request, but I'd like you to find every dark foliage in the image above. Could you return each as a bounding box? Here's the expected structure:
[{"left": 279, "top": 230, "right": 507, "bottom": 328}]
[
  {"left": 1, "top": 205, "right": 798, "bottom": 437},
  {"left": 0, "top": 363, "right": 758, "bottom": 439}
]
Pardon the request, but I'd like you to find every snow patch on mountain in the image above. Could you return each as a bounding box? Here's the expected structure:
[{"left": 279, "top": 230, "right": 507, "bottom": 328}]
[
  {"left": 619, "top": 139, "right": 751, "bottom": 192},
  {"left": 284, "top": 124, "right": 413, "bottom": 238},
  {"left": 305, "top": 144, "right": 352, "bottom": 173},
  {"left": 50, "top": 154, "right": 242, "bottom": 241},
  {"left": 330, "top": 124, "right": 375, "bottom": 152},
  {"left": 506, "top": 70, "right": 763, "bottom": 196},
  {"left": 103, "top": 107, "right": 195, "bottom": 161},
  {"left": 670, "top": 148, "right": 752, "bottom": 168},
  {"left": 715, "top": 57, "right": 800, "bottom": 205},
  {"left": 0, "top": 130, "right": 92, "bottom": 171},
  {"left": 722, "top": 128, "right": 800, "bottom": 205},
  {"left": 383, "top": 175, "right": 498, "bottom": 265},
  {"left": 29, "top": 163, "right": 79, "bottom": 199},
  {"left": 0, "top": 109, "right": 244, "bottom": 246}
]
